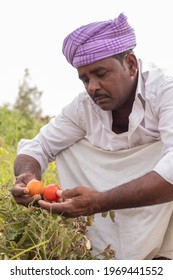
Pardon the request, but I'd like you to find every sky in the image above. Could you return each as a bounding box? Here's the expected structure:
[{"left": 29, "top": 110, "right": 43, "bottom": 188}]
[{"left": 0, "top": 0, "right": 173, "bottom": 117}]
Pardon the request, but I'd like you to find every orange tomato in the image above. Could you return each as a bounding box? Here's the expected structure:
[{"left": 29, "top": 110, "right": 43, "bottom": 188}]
[
  {"left": 27, "top": 179, "right": 44, "bottom": 196},
  {"left": 43, "top": 184, "right": 61, "bottom": 202}
]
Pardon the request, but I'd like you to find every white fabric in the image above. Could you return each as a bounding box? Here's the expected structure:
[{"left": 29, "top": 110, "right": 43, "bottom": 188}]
[
  {"left": 18, "top": 59, "right": 173, "bottom": 186},
  {"left": 56, "top": 139, "right": 173, "bottom": 260},
  {"left": 17, "top": 58, "right": 173, "bottom": 259}
]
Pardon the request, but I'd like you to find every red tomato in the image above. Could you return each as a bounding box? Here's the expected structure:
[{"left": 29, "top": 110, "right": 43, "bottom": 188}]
[{"left": 43, "top": 184, "right": 61, "bottom": 202}]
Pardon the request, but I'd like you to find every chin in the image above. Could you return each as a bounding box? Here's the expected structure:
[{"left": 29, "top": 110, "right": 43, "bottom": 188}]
[{"left": 98, "top": 104, "right": 114, "bottom": 111}]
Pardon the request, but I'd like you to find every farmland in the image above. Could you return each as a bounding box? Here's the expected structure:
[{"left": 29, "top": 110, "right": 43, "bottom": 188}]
[{"left": 0, "top": 105, "right": 93, "bottom": 260}]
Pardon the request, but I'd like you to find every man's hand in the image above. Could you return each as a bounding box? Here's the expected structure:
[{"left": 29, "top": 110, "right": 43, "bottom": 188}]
[
  {"left": 11, "top": 173, "right": 42, "bottom": 207},
  {"left": 38, "top": 186, "right": 103, "bottom": 217}
]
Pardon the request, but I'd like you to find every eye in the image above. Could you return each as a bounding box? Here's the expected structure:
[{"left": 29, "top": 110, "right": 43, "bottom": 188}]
[
  {"left": 96, "top": 71, "right": 107, "bottom": 78},
  {"left": 78, "top": 74, "right": 89, "bottom": 86},
  {"left": 82, "top": 78, "right": 89, "bottom": 86}
]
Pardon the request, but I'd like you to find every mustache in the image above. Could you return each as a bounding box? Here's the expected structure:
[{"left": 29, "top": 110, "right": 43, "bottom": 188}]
[{"left": 91, "top": 93, "right": 111, "bottom": 102}]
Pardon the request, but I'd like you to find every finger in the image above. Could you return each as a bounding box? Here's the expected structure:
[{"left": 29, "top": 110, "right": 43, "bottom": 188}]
[
  {"left": 14, "top": 194, "right": 41, "bottom": 207},
  {"left": 56, "top": 190, "right": 63, "bottom": 197},
  {"left": 38, "top": 200, "right": 60, "bottom": 211},
  {"left": 14, "top": 195, "right": 34, "bottom": 206},
  {"left": 55, "top": 190, "right": 70, "bottom": 202},
  {"left": 11, "top": 184, "right": 29, "bottom": 197},
  {"left": 15, "top": 173, "right": 35, "bottom": 184},
  {"left": 38, "top": 199, "right": 69, "bottom": 215},
  {"left": 57, "top": 188, "right": 81, "bottom": 199},
  {"left": 56, "top": 190, "right": 70, "bottom": 202}
]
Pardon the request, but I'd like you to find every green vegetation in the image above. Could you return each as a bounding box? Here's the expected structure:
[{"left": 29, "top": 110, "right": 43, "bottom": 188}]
[
  {"left": 0, "top": 105, "right": 94, "bottom": 260},
  {"left": 14, "top": 68, "right": 43, "bottom": 118}
]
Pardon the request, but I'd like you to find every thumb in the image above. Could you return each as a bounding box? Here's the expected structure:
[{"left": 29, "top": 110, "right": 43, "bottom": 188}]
[
  {"left": 56, "top": 189, "right": 63, "bottom": 197},
  {"left": 56, "top": 188, "right": 78, "bottom": 199}
]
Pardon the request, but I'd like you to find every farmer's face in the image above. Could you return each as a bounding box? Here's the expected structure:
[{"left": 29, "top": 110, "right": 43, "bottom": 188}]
[{"left": 77, "top": 54, "right": 138, "bottom": 111}]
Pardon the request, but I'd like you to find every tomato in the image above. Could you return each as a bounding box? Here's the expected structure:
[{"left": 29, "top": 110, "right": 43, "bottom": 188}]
[
  {"left": 27, "top": 179, "right": 44, "bottom": 196},
  {"left": 43, "top": 184, "right": 61, "bottom": 202}
]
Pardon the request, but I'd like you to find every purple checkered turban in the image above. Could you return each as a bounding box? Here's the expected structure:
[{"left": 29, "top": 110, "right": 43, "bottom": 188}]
[{"left": 62, "top": 13, "right": 136, "bottom": 68}]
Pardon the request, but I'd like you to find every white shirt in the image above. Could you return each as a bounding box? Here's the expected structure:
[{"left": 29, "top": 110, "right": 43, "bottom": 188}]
[
  {"left": 18, "top": 58, "right": 173, "bottom": 259},
  {"left": 56, "top": 138, "right": 173, "bottom": 259},
  {"left": 18, "top": 58, "right": 173, "bottom": 186}
]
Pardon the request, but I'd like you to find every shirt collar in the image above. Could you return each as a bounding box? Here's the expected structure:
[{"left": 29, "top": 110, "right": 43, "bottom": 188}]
[{"left": 135, "top": 59, "right": 146, "bottom": 109}]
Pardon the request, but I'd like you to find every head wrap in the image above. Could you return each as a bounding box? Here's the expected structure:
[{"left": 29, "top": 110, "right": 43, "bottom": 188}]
[{"left": 62, "top": 13, "right": 136, "bottom": 68}]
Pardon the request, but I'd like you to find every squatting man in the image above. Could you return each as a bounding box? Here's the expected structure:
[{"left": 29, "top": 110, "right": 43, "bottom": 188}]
[{"left": 11, "top": 13, "right": 173, "bottom": 260}]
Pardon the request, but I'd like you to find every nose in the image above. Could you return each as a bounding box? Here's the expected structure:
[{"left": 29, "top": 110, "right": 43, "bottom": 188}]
[{"left": 87, "top": 78, "right": 101, "bottom": 96}]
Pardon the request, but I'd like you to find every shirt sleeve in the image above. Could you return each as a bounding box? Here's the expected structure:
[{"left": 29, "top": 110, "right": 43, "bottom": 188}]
[
  {"left": 153, "top": 79, "right": 173, "bottom": 185},
  {"left": 17, "top": 93, "right": 86, "bottom": 173}
]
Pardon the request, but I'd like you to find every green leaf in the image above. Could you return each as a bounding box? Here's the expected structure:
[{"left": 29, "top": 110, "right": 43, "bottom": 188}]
[
  {"left": 109, "top": 210, "right": 116, "bottom": 223},
  {"left": 101, "top": 211, "right": 108, "bottom": 218}
]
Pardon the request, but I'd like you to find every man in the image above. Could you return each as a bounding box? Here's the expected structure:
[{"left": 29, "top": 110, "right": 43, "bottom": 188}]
[{"left": 12, "top": 13, "right": 173, "bottom": 260}]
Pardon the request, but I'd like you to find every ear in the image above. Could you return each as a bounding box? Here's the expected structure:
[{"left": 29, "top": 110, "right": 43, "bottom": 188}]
[{"left": 125, "top": 53, "right": 138, "bottom": 76}]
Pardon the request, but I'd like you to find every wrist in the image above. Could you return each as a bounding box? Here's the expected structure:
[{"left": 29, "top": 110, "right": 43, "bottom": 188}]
[
  {"left": 15, "top": 173, "right": 36, "bottom": 185},
  {"left": 95, "top": 191, "right": 112, "bottom": 213},
  {"left": 15, "top": 173, "right": 35, "bottom": 179},
  {"left": 14, "top": 154, "right": 42, "bottom": 180}
]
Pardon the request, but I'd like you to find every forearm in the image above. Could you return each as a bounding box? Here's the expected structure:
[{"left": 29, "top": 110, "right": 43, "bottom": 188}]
[
  {"left": 100, "top": 171, "right": 173, "bottom": 211},
  {"left": 14, "top": 154, "right": 42, "bottom": 180}
]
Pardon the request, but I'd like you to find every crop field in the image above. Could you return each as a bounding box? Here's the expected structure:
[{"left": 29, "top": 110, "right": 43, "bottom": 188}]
[{"left": 0, "top": 106, "right": 94, "bottom": 260}]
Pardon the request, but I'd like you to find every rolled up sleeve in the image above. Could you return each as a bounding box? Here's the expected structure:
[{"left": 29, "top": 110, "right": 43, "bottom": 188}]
[{"left": 17, "top": 94, "right": 86, "bottom": 174}]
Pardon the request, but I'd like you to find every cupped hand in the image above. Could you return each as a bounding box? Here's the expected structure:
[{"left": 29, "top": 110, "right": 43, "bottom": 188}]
[
  {"left": 38, "top": 186, "right": 102, "bottom": 218},
  {"left": 11, "top": 173, "right": 42, "bottom": 206}
]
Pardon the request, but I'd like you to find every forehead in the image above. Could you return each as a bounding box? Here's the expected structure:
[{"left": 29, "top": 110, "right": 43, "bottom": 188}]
[{"left": 77, "top": 56, "right": 119, "bottom": 77}]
